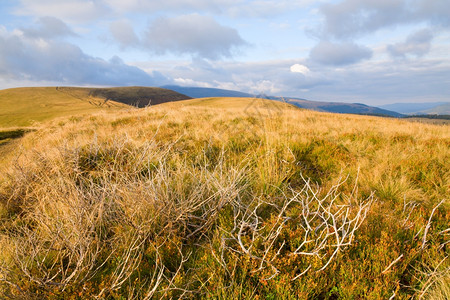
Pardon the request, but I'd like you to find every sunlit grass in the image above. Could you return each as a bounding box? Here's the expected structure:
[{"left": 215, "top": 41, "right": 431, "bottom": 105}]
[
  {"left": 0, "top": 87, "right": 128, "bottom": 128},
  {"left": 0, "top": 97, "right": 448, "bottom": 298}
]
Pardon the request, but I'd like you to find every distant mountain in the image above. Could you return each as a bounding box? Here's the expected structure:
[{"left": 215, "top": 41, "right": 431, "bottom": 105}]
[
  {"left": 377, "top": 102, "right": 448, "bottom": 115},
  {"left": 162, "top": 86, "right": 402, "bottom": 117},
  {"left": 283, "top": 98, "right": 403, "bottom": 118},
  {"left": 162, "top": 85, "right": 253, "bottom": 98},
  {"left": 418, "top": 102, "right": 450, "bottom": 115}
]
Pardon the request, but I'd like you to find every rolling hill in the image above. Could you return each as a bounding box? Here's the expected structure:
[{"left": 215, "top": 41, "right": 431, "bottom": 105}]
[
  {"left": 0, "top": 86, "right": 191, "bottom": 128},
  {"left": 0, "top": 85, "right": 402, "bottom": 131},
  {"left": 283, "top": 98, "right": 404, "bottom": 117},
  {"left": 419, "top": 102, "right": 450, "bottom": 115},
  {"left": 162, "top": 85, "right": 403, "bottom": 117},
  {"left": 378, "top": 102, "right": 449, "bottom": 115},
  {"left": 87, "top": 86, "right": 191, "bottom": 107},
  {"left": 0, "top": 87, "right": 127, "bottom": 128},
  {"left": 162, "top": 85, "right": 254, "bottom": 98}
]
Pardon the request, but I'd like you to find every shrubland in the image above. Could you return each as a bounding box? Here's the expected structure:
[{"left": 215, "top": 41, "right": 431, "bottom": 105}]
[{"left": 0, "top": 98, "right": 448, "bottom": 299}]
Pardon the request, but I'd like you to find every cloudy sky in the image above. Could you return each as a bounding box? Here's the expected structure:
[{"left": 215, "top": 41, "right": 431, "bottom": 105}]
[{"left": 0, "top": 0, "right": 449, "bottom": 105}]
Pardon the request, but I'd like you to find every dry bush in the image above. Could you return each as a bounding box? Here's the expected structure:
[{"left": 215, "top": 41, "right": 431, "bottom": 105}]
[{"left": 216, "top": 174, "right": 374, "bottom": 280}]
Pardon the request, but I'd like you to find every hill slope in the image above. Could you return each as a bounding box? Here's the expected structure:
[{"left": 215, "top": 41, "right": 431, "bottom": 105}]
[
  {"left": 162, "top": 85, "right": 253, "bottom": 98},
  {"left": 0, "top": 87, "right": 128, "bottom": 128},
  {"left": 378, "top": 102, "right": 449, "bottom": 114},
  {"left": 162, "top": 85, "right": 402, "bottom": 117},
  {"left": 419, "top": 102, "right": 450, "bottom": 114},
  {"left": 284, "top": 98, "right": 403, "bottom": 117},
  {"left": 0, "top": 86, "right": 191, "bottom": 128},
  {"left": 87, "top": 86, "right": 191, "bottom": 107},
  {"left": 0, "top": 97, "right": 448, "bottom": 299}
]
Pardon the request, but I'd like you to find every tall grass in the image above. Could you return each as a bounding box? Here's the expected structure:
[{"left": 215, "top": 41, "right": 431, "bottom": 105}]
[{"left": 0, "top": 99, "right": 448, "bottom": 298}]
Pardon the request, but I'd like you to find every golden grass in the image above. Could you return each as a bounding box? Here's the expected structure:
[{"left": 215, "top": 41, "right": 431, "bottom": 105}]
[
  {"left": 424, "top": 273, "right": 450, "bottom": 300},
  {"left": 0, "top": 87, "right": 128, "bottom": 128},
  {"left": 0, "top": 97, "right": 448, "bottom": 298}
]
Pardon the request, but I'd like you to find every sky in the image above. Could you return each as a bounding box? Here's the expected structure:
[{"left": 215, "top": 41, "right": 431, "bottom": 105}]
[{"left": 0, "top": 0, "right": 449, "bottom": 105}]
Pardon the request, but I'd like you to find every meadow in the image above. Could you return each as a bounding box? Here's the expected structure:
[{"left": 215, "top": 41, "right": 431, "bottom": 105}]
[
  {"left": 0, "top": 97, "right": 448, "bottom": 299},
  {"left": 0, "top": 87, "right": 129, "bottom": 128}
]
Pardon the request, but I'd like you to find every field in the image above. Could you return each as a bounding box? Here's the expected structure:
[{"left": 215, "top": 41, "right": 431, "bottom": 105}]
[
  {"left": 0, "top": 87, "right": 130, "bottom": 165},
  {"left": 0, "top": 97, "right": 449, "bottom": 299},
  {"left": 0, "top": 87, "right": 130, "bottom": 129}
]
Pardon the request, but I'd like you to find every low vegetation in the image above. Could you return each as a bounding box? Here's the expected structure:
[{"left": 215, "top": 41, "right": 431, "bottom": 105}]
[{"left": 0, "top": 98, "right": 448, "bottom": 299}]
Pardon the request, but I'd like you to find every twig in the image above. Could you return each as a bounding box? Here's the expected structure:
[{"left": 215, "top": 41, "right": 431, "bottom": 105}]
[
  {"left": 382, "top": 254, "right": 404, "bottom": 274},
  {"left": 422, "top": 199, "right": 445, "bottom": 251}
]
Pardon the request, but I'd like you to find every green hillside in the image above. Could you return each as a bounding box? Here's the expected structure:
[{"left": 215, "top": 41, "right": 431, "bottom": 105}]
[
  {"left": 0, "top": 86, "right": 191, "bottom": 129},
  {"left": 0, "top": 87, "right": 128, "bottom": 128},
  {"left": 0, "top": 97, "right": 448, "bottom": 299}
]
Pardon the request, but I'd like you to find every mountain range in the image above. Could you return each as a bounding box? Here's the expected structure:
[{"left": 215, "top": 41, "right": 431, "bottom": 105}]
[
  {"left": 377, "top": 102, "right": 450, "bottom": 115},
  {"left": 163, "top": 85, "right": 404, "bottom": 117}
]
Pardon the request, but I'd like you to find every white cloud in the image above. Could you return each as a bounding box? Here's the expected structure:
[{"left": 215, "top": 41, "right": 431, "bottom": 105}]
[
  {"left": 227, "top": 1, "right": 300, "bottom": 18},
  {"left": 387, "top": 28, "right": 434, "bottom": 58},
  {"left": 103, "top": 0, "right": 233, "bottom": 14},
  {"left": 318, "top": 0, "right": 450, "bottom": 39},
  {"left": 309, "top": 41, "right": 373, "bottom": 65},
  {"left": 16, "top": 0, "right": 110, "bottom": 23},
  {"left": 107, "top": 14, "right": 247, "bottom": 59},
  {"left": 20, "top": 17, "right": 76, "bottom": 39},
  {"left": 102, "top": 0, "right": 313, "bottom": 18},
  {"left": 290, "top": 64, "right": 310, "bottom": 74},
  {"left": 0, "top": 28, "right": 169, "bottom": 86},
  {"left": 174, "top": 77, "right": 212, "bottom": 87},
  {"left": 109, "top": 19, "right": 140, "bottom": 49},
  {"left": 142, "top": 14, "right": 246, "bottom": 59}
]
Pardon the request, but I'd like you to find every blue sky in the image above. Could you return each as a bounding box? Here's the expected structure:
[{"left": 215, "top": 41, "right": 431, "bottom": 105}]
[{"left": 0, "top": 0, "right": 449, "bottom": 105}]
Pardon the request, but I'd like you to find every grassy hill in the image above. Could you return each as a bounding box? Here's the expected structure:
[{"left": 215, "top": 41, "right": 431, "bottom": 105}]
[
  {"left": 0, "top": 97, "right": 449, "bottom": 299},
  {"left": 419, "top": 102, "right": 450, "bottom": 115},
  {"left": 162, "top": 85, "right": 253, "bottom": 98},
  {"left": 87, "top": 86, "right": 191, "bottom": 107},
  {"left": 161, "top": 85, "right": 403, "bottom": 117},
  {"left": 178, "top": 96, "right": 292, "bottom": 110},
  {"left": 0, "top": 87, "right": 128, "bottom": 128},
  {"left": 285, "top": 98, "right": 404, "bottom": 117},
  {"left": 0, "top": 86, "right": 191, "bottom": 129}
]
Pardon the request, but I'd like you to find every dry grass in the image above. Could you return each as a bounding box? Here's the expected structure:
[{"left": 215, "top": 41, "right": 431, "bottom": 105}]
[
  {"left": 0, "top": 87, "right": 128, "bottom": 128},
  {"left": 0, "top": 97, "right": 448, "bottom": 298},
  {"left": 423, "top": 273, "right": 450, "bottom": 300}
]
